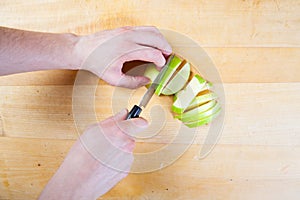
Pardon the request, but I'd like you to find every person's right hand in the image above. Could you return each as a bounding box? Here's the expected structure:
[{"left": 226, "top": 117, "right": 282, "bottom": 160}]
[
  {"left": 39, "top": 109, "right": 148, "bottom": 199},
  {"left": 74, "top": 26, "right": 172, "bottom": 89}
]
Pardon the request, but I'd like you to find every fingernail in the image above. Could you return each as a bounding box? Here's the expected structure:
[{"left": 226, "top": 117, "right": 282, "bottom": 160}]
[
  {"left": 163, "top": 49, "right": 172, "bottom": 55},
  {"left": 138, "top": 78, "right": 150, "bottom": 87},
  {"left": 142, "top": 78, "right": 151, "bottom": 85}
]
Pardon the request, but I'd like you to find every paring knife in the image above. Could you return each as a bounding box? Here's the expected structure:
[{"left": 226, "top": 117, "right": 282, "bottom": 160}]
[{"left": 126, "top": 54, "right": 174, "bottom": 119}]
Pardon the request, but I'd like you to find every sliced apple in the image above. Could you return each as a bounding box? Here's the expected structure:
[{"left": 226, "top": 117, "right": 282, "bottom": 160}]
[
  {"left": 155, "top": 55, "right": 182, "bottom": 95},
  {"left": 185, "top": 91, "right": 218, "bottom": 111},
  {"left": 175, "top": 100, "right": 217, "bottom": 121},
  {"left": 143, "top": 54, "right": 221, "bottom": 128},
  {"left": 183, "top": 101, "right": 221, "bottom": 123},
  {"left": 173, "top": 81, "right": 212, "bottom": 102},
  {"left": 143, "top": 63, "right": 159, "bottom": 88},
  {"left": 183, "top": 103, "right": 221, "bottom": 128},
  {"left": 172, "top": 75, "right": 207, "bottom": 114},
  {"left": 161, "top": 62, "right": 190, "bottom": 95}
]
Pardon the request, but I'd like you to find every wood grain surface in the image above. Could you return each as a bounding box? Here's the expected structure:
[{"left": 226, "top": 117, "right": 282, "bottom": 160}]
[{"left": 0, "top": 0, "right": 300, "bottom": 199}]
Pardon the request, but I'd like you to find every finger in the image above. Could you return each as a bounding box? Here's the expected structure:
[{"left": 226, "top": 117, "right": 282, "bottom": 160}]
[
  {"left": 131, "top": 26, "right": 164, "bottom": 36},
  {"left": 99, "top": 108, "right": 128, "bottom": 126},
  {"left": 113, "top": 108, "right": 128, "bottom": 121},
  {"left": 127, "top": 27, "right": 172, "bottom": 55},
  {"left": 118, "top": 117, "right": 149, "bottom": 138},
  {"left": 117, "top": 75, "right": 150, "bottom": 89},
  {"left": 100, "top": 109, "right": 136, "bottom": 151},
  {"left": 102, "top": 69, "right": 150, "bottom": 89},
  {"left": 109, "top": 47, "right": 166, "bottom": 88},
  {"left": 125, "top": 46, "right": 166, "bottom": 67},
  {"left": 93, "top": 26, "right": 133, "bottom": 38}
]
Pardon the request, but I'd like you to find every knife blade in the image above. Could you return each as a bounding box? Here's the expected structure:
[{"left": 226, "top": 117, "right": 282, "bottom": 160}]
[{"left": 126, "top": 54, "right": 174, "bottom": 119}]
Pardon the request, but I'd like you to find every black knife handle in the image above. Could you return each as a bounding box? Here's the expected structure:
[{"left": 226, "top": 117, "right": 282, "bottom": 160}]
[{"left": 126, "top": 105, "right": 142, "bottom": 120}]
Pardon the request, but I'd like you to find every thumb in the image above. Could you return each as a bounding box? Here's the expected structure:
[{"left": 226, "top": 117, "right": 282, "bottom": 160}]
[
  {"left": 118, "top": 75, "right": 150, "bottom": 89},
  {"left": 113, "top": 108, "right": 128, "bottom": 121},
  {"left": 118, "top": 117, "right": 149, "bottom": 137}
]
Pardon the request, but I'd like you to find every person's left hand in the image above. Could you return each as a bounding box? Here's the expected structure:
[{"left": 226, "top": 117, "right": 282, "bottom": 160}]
[{"left": 74, "top": 26, "right": 172, "bottom": 89}]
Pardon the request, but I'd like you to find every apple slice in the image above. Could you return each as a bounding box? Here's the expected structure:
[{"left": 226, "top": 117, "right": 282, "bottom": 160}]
[
  {"left": 143, "top": 54, "right": 221, "bottom": 128},
  {"left": 155, "top": 55, "right": 182, "bottom": 95},
  {"left": 185, "top": 91, "right": 218, "bottom": 111},
  {"left": 183, "top": 103, "right": 221, "bottom": 128},
  {"left": 161, "top": 62, "right": 190, "bottom": 95},
  {"left": 183, "top": 101, "right": 221, "bottom": 123},
  {"left": 173, "top": 81, "right": 213, "bottom": 102},
  {"left": 144, "top": 63, "right": 159, "bottom": 88},
  {"left": 172, "top": 75, "right": 207, "bottom": 114},
  {"left": 175, "top": 100, "right": 217, "bottom": 121}
]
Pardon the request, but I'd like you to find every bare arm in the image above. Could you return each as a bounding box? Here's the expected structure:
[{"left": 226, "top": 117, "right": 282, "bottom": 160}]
[
  {"left": 0, "top": 26, "right": 172, "bottom": 198},
  {"left": 0, "top": 27, "right": 80, "bottom": 75},
  {"left": 0, "top": 26, "right": 172, "bottom": 89},
  {"left": 39, "top": 109, "right": 147, "bottom": 199}
]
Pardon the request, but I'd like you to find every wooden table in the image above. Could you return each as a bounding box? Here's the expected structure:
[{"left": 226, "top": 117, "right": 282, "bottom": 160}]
[{"left": 0, "top": 0, "right": 299, "bottom": 199}]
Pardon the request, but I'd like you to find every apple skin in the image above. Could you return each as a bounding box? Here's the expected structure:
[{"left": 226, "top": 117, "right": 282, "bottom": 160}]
[
  {"left": 180, "top": 101, "right": 220, "bottom": 122},
  {"left": 143, "top": 54, "right": 221, "bottom": 128},
  {"left": 185, "top": 92, "right": 217, "bottom": 111},
  {"left": 144, "top": 63, "right": 159, "bottom": 88},
  {"left": 173, "top": 82, "right": 213, "bottom": 102},
  {"left": 155, "top": 55, "right": 182, "bottom": 95},
  {"left": 182, "top": 102, "right": 221, "bottom": 127},
  {"left": 172, "top": 75, "right": 207, "bottom": 114},
  {"left": 161, "top": 62, "right": 190, "bottom": 95},
  {"left": 183, "top": 107, "right": 221, "bottom": 128},
  {"left": 175, "top": 100, "right": 217, "bottom": 121}
]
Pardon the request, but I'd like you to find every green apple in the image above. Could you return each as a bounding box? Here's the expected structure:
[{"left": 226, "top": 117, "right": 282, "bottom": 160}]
[
  {"left": 185, "top": 91, "right": 218, "bottom": 111},
  {"left": 173, "top": 81, "right": 213, "bottom": 102},
  {"left": 183, "top": 103, "right": 221, "bottom": 128},
  {"left": 144, "top": 63, "right": 159, "bottom": 88},
  {"left": 143, "top": 54, "right": 221, "bottom": 128},
  {"left": 172, "top": 75, "right": 207, "bottom": 113},
  {"left": 161, "top": 62, "right": 190, "bottom": 95},
  {"left": 175, "top": 100, "right": 217, "bottom": 121},
  {"left": 155, "top": 55, "right": 182, "bottom": 95}
]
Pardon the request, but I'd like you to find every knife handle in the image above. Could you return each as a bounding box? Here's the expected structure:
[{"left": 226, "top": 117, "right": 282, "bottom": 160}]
[{"left": 126, "top": 105, "right": 142, "bottom": 120}]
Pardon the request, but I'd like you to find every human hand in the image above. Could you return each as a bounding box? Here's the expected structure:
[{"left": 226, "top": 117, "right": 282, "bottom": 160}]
[
  {"left": 74, "top": 26, "right": 172, "bottom": 89},
  {"left": 39, "top": 109, "right": 148, "bottom": 199}
]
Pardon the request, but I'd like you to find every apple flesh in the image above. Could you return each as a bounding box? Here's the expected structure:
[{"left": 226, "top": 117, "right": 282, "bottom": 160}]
[
  {"left": 172, "top": 75, "right": 207, "bottom": 114},
  {"left": 175, "top": 100, "right": 217, "bottom": 121},
  {"left": 183, "top": 103, "right": 221, "bottom": 128},
  {"left": 143, "top": 54, "right": 221, "bottom": 128},
  {"left": 185, "top": 91, "right": 217, "bottom": 111},
  {"left": 143, "top": 55, "right": 191, "bottom": 96},
  {"left": 173, "top": 81, "right": 212, "bottom": 102},
  {"left": 155, "top": 55, "right": 182, "bottom": 95},
  {"left": 161, "top": 62, "right": 190, "bottom": 95},
  {"left": 143, "top": 63, "right": 159, "bottom": 88}
]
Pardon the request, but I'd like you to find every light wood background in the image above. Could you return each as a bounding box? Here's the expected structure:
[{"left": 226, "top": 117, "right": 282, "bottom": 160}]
[{"left": 0, "top": 0, "right": 300, "bottom": 199}]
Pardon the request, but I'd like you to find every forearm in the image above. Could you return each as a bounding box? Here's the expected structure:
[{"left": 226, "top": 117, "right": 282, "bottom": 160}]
[
  {"left": 0, "top": 27, "right": 81, "bottom": 75},
  {"left": 39, "top": 109, "right": 140, "bottom": 199},
  {"left": 39, "top": 142, "right": 122, "bottom": 200}
]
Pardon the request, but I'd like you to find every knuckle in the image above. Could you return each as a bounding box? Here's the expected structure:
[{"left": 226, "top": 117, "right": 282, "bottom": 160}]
[
  {"left": 147, "top": 48, "right": 161, "bottom": 56},
  {"left": 151, "top": 49, "right": 164, "bottom": 60},
  {"left": 120, "top": 26, "right": 133, "bottom": 31},
  {"left": 148, "top": 26, "right": 159, "bottom": 32}
]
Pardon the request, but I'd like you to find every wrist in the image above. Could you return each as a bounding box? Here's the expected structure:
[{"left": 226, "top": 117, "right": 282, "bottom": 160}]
[
  {"left": 72, "top": 34, "right": 99, "bottom": 71},
  {"left": 62, "top": 33, "right": 83, "bottom": 70},
  {"left": 72, "top": 32, "right": 110, "bottom": 72}
]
